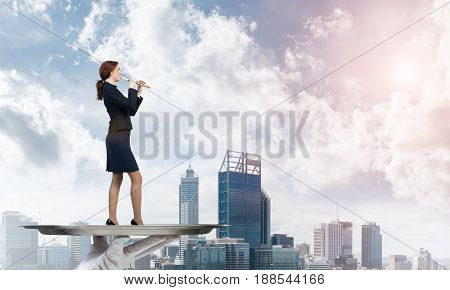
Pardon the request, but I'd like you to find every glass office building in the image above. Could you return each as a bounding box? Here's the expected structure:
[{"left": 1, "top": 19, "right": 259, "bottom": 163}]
[
  {"left": 362, "top": 222, "right": 382, "bottom": 269},
  {"left": 184, "top": 238, "right": 249, "bottom": 270},
  {"left": 271, "top": 234, "right": 294, "bottom": 248},
  {"left": 184, "top": 243, "right": 226, "bottom": 270},
  {"left": 218, "top": 150, "right": 262, "bottom": 249},
  {"left": 214, "top": 238, "right": 250, "bottom": 270},
  {"left": 251, "top": 246, "right": 298, "bottom": 269}
]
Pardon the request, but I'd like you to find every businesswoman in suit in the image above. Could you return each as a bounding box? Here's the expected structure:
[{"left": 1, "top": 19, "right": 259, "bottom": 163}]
[{"left": 96, "top": 60, "right": 146, "bottom": 226}]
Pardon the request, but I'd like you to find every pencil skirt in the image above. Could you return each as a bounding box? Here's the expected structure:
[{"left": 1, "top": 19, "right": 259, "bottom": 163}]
[{"left": 105, "top": 129, "right": 139, "bottom": 173}]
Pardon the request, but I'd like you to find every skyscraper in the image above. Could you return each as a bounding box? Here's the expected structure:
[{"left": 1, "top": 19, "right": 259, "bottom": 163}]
[
  {"left": 260, "top": 189, "right": 271, "bottom": 246},
  {"left": 217, "top": 150, "right": 262, "bottom": 249},
  {"left": 361, "top": 222, "right": 382, "bottom": 269},
  {"left": 313, "top": 225, "right": 325, "bottom": 259},
  {"left": 413, "top": 248, "right": 433, "bottom": 270},
  {"left": 178, "top": 164, "right": 199, "bottom": 263},
  {"left": 324, "top": 221, "right": 343, "bottom": 263},
  {"left": 0, "top": 211, "right": 38, "bottom": 270},
  {"left": 313, "top": 220, "right": 353, "bottom": 264},
  {"left": 341, "top": 221, "right": 353, "bottom": 257}
]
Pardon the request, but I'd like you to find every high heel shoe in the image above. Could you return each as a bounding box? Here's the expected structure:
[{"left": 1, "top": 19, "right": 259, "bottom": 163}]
[
  {"left": 131, "top": 219, "right": 139, "bottom": 225},
  {"left": 106, "top": 218, "right": 116, "bottom": 225}
]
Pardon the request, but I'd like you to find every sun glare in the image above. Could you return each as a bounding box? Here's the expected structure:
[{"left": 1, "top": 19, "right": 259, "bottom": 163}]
[{"left": 392, "top": 61, "right": 418, "bottom": 85}]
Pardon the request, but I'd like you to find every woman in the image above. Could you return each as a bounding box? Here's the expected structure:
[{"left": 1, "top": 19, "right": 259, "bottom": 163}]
[{"left": 96, "top": 60, "right": 146, "bottom": 226}]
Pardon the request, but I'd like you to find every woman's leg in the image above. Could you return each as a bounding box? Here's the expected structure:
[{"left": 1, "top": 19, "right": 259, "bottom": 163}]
[
  {"left": 108, "top": 172, "right": 123, "bottom": 224},
  {"left": 128, "top": 170, "right": 144, "bottom": 225}
]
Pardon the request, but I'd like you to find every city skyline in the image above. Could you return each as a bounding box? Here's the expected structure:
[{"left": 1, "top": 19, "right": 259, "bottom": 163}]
[
  {"left": 1, "top": 211, "right": 446, "bottom": 270},
  {"left": 0, "top": 0, "right": 449, "bottom": 266},
  {"left": 1, "top": 209, "right": 446, "bottom": 270},
  {"left": 1, "top": 149, "right": 448, "bottom": 269}
]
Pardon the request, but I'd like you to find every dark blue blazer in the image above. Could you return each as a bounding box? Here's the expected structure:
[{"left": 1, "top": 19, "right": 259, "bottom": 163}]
[{"left": 103, "top": 81, "right": 143, "bottom": 133}]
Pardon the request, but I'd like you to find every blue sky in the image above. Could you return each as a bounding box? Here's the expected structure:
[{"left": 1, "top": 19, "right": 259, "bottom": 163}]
[{"left": 0, "top": 0, "right": 449, "bottom": 263}]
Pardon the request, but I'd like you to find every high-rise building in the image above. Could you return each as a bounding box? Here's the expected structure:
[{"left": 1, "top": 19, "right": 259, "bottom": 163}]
[
  {"left": 217, "top": 150, "right": 262, "bottom": 249},
  {"left": 37, "top": 243, "right": 71, "bottom": 270},
  {"left": 389, "top": 255, "right": 412, "bottom": 270},
  {"left": 313, "top": 225, "right": 325, "bottom": 259},
  {"left": 67, "top": 221, "right": 91, "bottom": 269},
  {"left": 0, "top": 211, "right": 38, "bottom": 270},
  {"left": 271, "top": 234, "right": 294, "bottom": 248},
  {"left": 341, "top": 221, "right": 353, "bottom": 257},
  {"left": 413, "top": 248, "right": 433, "bottom": 270},
  {"left": 324, "top": 221, "right": 343, "bottom": 263},
  {"left": 313, "top": 220, "right": 353, "bottom": 264},
  {"left": 178, "top": 164, "right": 199, "bottom": 263},
  {"left": 260, "top": 189, "right": 271, "bottom": 247},
  {"left": 361, "top": 222, "right": 382, "bottom": 269}
]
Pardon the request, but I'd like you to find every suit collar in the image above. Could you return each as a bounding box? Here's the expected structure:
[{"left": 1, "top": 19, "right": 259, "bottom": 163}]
[{"left": 104, "top": 81, "right": 117, "bottom": 87}]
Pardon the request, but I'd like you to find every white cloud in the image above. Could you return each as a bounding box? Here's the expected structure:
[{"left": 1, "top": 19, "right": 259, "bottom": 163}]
[
  {"left": 76, "top": 0, "right": 110, "bottom": 51},
  {"left": 7, "top": 0, "right": 55, "bottom": 23},
  {"left": 44, "top": 53, "right": 65, "bottom": 66},
  {"left": 285, "top": 1, "right": 450, "bottom": 212},
  {"left": 72, "top": 0, "right": 450, "bottom": 215},
  {"left": 249, "top": 20, "right": 257, "bottom": 33},
  {"left": 304, "top": 7, "right": 353, "bottom": 39},
  {"left": 283, "top": 39, "right": 325, "bottom": 80},
  {"left": 75, "top": 0, "right": 290, "bottom": 114},
  {"left": 373, "top": 1, "right": 450, "bottom": 210},
  {"left": 0, "top": 68, "right": 106, "bottom": 222}
]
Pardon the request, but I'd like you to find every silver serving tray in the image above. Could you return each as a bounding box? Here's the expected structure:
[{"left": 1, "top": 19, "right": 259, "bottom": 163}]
[{"left": 22, "top": 224, "right": 229, "bottom": 236}]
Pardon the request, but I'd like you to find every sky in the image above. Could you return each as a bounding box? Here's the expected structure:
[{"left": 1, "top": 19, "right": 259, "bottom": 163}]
[{"left": 0, "top": 0, "right": 449, "bottom": 262}]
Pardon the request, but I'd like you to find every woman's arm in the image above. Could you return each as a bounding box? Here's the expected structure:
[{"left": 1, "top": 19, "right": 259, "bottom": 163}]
[
  {"left": 135, "top": 95, "right": 143, "bottom": 114},
  {"left": 104, "top": 86, "right": 141, "bottom": 116}
]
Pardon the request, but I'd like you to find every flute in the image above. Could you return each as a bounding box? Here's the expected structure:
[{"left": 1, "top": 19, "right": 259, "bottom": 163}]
[{"left": 121, "top": 76, "right": 151, "bottom": 88}]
